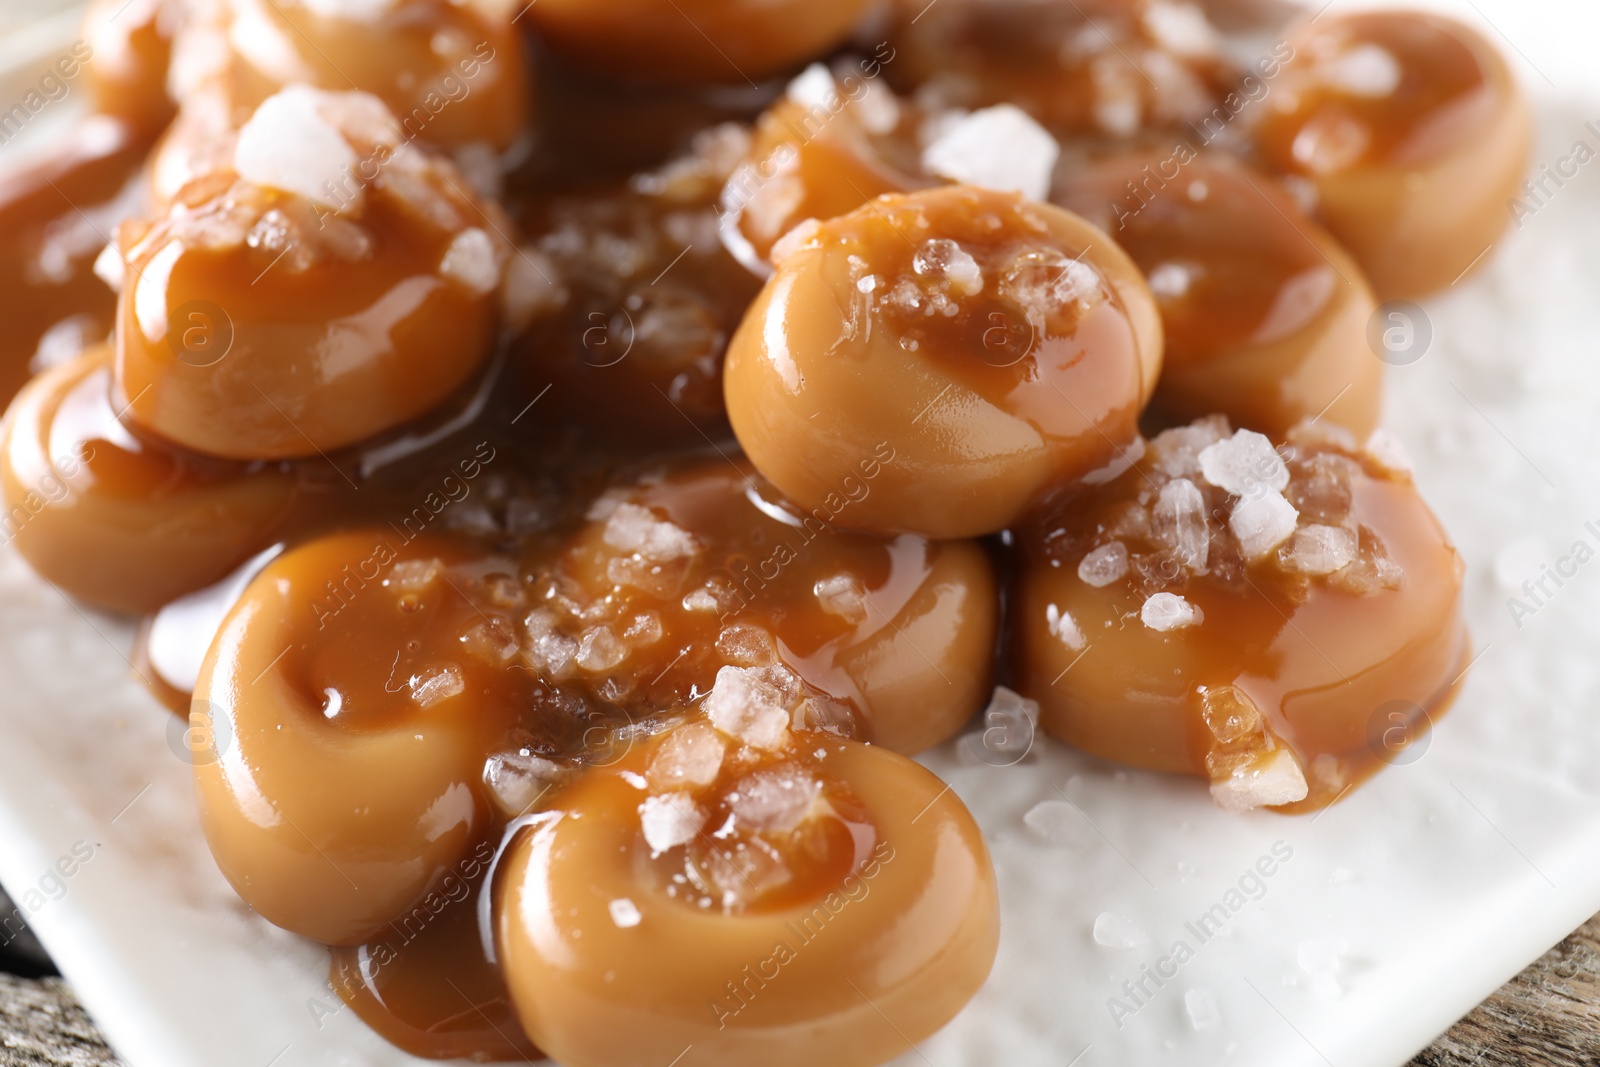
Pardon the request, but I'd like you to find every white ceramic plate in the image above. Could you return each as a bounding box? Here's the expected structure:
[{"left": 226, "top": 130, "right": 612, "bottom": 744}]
[{"left": 4, "top": 2, "right": 1600, "bottom": 1065}]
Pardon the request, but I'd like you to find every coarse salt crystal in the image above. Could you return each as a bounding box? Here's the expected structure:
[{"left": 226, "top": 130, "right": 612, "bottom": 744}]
[
  {"left": 483, "top": 750, "right": 565, "bottom": 817},
  {"left": 814, "top": 574, "right": 868, "bottom": 623},
  {"left": 1142, "top": 1, "right": 1218, "bottom": 57},
  {"left": 234, "top": 86, "right": 363, "bottom": 212},
  {"left": 1093, "top": 911, "right": 1150, "bottom": 948},
  {"left": 1023, "top": 799, "right": 1093, "bottom": 845},
  {"left": 1046, "top": 603, "right": 1086, "bottom": 651},
  {"left": 1154, "top": 477, "right": 1209, "bottom": 573},
  {"left": 921, "top": 104, "right": 1061, "bottom": 201},
  {"left": 647, "top": 722, "right": 725, "bottom": 791},
  {"left": 603, "top": 502, "right": 698, "bottom": 561},
  {"left": 638, "top": 792, "right": 706, "bottom": 853},
  {"left": 410, "top": 664, "right": 464, "bottom": 708},
  {"left": 1282, "top": 524, "right": 1357, "bottom": 575},
  {"left": 1230, "top": 490, "right": 1300, "bottom": 560},
  {"left": 1077, "top": 541, "right": 1129, "bottom": 587},
  {"left": 1209, "top": 748, "right": 1309, "bottom": 813},
  {"left": 439, "top": 227, "right": 500, "bottom": 295},
  {"left": 913, "top": 238, "right": 984, "bottom": 296},
  {"left": 1141, "top": 592, "right": 1203, "bottom": 632},
  {"left": 576, "top": 626, "right": 627, "bottom": 671},
  {"left": 729, "top": 766, "right": 823, "bottom": 833},
  {"left": 1146, "top": 261, "right": 1193, "bottom": 300},
  {"left": 1199, "top": 429, "right": 1290, "bottom": 496},
  {"left": 703, "top": 665, "right": 796, "bottom": 751},
  {"left": 786, "top": 63, "right": 839, "bottom": 110},
  {"left": 608, "top": 897, "right": 642, "bottom": 928}
]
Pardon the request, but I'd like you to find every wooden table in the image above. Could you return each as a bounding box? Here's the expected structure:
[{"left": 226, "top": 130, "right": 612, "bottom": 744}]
[{"left": 2, "top": 901, "right": 1596, "bottom": 1066}]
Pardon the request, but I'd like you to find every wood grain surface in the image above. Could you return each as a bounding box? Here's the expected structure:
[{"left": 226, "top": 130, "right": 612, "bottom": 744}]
[{"left": 1, "top": 900, "right": 1596, "bottom": 1066}]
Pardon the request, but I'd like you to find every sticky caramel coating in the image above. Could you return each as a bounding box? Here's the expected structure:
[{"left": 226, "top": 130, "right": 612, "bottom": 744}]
[
  {"left": 1251, "top": 11, "right": 1531, "bottom": 299},
  {"left": 886, "top": 0, "right": 1236, "bottom": 136},
  {"left": 1056, "top": 151, "right": 1381, "bottom": 438},
  {"left": 539, "top": 459, "right": 998, "bottom": 755},
  {"left": 0, "top": 347, "right": 297, "bottom": 616},
  {"left": 208, "top": 0, "right": 530, "bottom": 151},
  {"left": 0, "top": 118, "right": 144, "bottom": 407},
  {"left": 1012, "top": 420, "right": 1466, "bottom": 810},
  {"left": 724, "top": 186, "right": 1162, "bottom": 539},
  {"left": 511, "top": 160, "right": 762, "bottom": 446},
  {"left": 524, "top": 0, "right": 874, "bottom": 87},
  {"left": 82, "top": 0, "right": 175, "bottom": 136},
  {"left": 193, "top": 531, "right": 527, "bottom": 945},
  {"left": 725, "top": 75, "right": 926, "bottom": 270},
  {"left": 116, "top": 132, "right": 503, "bottom": 461},
  {"left": 496, "top": 732, "right": 999, "bottom": 1067}
]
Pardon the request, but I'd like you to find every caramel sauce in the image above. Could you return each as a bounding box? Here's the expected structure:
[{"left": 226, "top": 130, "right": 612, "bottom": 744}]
[{"left": 330, "top": 869, "right": 540, "bottom": 1062}]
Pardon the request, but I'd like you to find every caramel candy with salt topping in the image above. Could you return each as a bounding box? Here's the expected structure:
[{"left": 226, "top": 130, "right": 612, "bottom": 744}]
[
  {"left": 1251, "top": 10, "right": 1531, "bottom": 298},
  {"left": 496, "top": 729, "right": 998, "bottom": 1067},
  {"left": 1012, "top": 418, "right": 1466, "bottom": 811},
  {"left": 724, "top": 185, "right": 1162, "bottom": 539},
  {"left": 1056, "top": 151, "right": 1381, "bottom": 438}
]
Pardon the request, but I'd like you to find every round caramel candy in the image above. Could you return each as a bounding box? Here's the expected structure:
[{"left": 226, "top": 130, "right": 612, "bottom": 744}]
[
  {"left": 886, "top": 0, "right": 1236, "bottom": 136},
  {"left": 1056, "top": 151, "right": 1380, "bottom": 438},
  {"left": 0, "top": 346, "right": 296, "bottom": 615},
  {"left": 524, "top": 0, "right": 875, "bottom": 87},
  {"left": 192, "top": 530, "right": 528, "bottom": 945},
  {"left": 117, "top": 88, "right": 506, "bottom": 461},
  {"left": 1251, "top": 10, "right": 1531, "bottom": 298},
  {"left": 1012, "top": 418, "right": 1466, "bottom": 812},
  {"left": 724, "top": 185, "right": 1162, "bottom": 539},
  {"left": 496, "top": 730, "right": 999, "bottom": 1067},
  {"left": 530, "top": 458, "right": 998, "bottom": 756}
]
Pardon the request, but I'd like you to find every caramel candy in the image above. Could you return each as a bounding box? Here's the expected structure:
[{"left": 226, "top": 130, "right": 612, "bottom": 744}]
[
  {"left": 1012, "top": 418, "right": 1466, "bottom": 811},
  {"left": 0, "top": 347, "right": 296, "bottom": 615},
  {"left": 539, "top": 459, "right": 999, "bottom": 755},
  {"left": 1252, "top": 11, "right": 1531, "bottom": 298},
  {"left": 116, "top": 88, "right": 506, "bottom": 461},
  {"left": 496, "top": 730, "right": 999, "bottom": 1067},
  {"left": 192, "top": 531, "right": 527, "bottom": 945},
  {"left": 725, "top": 185, "right": 1162, "bottom": 539},
  {"left": 524, "top": 0, "right": 875, "bottom": 87},
  {"left": 886, "top": 0, "right": 1237, "bottom": 136},
  {"left": 1056, "top": 151, "right": 1380, "bottom": 437}
]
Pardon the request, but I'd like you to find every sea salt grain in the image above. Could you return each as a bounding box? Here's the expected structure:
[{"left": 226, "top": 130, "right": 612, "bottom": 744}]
[
  {"left": 1230, "top": 490, "right": 1300, "bottom": 560},
  {"left": 729, "top": 766, "right": 822, "bottom": 833},
  {"left": 603, "top": 503, "right": 698, "bottom": 561},
  {"left": 1153, "top": 478, "right": 1209, "bottom": 573},
  {"left": 483, "top": 750, "right": 566, "bottom": 816},
  {"left": 647, "top": 723, "right": 725, "bottom": 791},
  {"left": 814, "top": 574, "right": 868, "bottom": 623},
  {"left": 1023, "top": 799, "right": 1092, "bottom": 845},
  {"left": 1078, "top": 541, "right": 1129, "bottom": 587},
  {"left": 1321, "top": 43, "right": 1402, "bottom": 97},
  {"left": 410, "top": 664, "right": 464, "bottom": 708},
  {"left": 1046, "top": 603, "right": 1086, "bottom": 651},
  {"left": 608, "top": 897, "right": 642, "bottom": 928},
  {"left": 1199, "top": 429, "right": 1289, "bottom": 496},
  {"left": 639, "top": 792, "right": 706, "bottom": 854},
  {"left": 439, "top": 228, "right": 499, "bottom": 295},
  {"left": 913, "top": 238, "right": 984, "bottom": 296},
  {"left": 1283, "top": 524, "right": 1357, "bottom": 575},
  {"left": 234, "top": 87, "right": 362, "bottom": 212},
  {"left": 921, "top": 104, "right": 1061, "bottom": 201},
  {"left": 1093, "top": 912, "right": 1150, "bottom": 948},
  {"left": 1141, "top": 592, "right": 1203, "bottom": 632},
  {"left": 703, "top": 665, "right": 796, "bottom": 751},
  {"left": 1209, "top": 748, "right": 1309, "bottom": 813}
]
